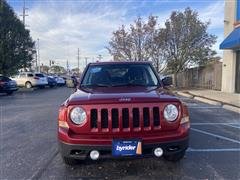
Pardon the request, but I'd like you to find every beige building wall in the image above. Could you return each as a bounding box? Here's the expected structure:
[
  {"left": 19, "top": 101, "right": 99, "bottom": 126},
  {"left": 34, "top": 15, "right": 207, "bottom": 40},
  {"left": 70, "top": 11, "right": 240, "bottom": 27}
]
[{"left": 222, "top": 0, "right": 237, "bottom": 93}]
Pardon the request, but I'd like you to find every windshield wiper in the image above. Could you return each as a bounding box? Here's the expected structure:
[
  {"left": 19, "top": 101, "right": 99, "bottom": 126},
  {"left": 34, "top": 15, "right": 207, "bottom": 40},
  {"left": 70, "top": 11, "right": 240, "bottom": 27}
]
[
  {"left": 112, "top": 83, "right": 147, "bottom": 87},
  {"left": 81, "top": 83, "right": 111, "bottom": 87}
]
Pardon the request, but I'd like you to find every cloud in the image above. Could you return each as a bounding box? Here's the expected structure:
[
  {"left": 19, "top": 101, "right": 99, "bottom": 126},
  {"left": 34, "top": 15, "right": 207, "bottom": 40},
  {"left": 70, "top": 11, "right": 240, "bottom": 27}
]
[
  {"left": 10, "top": 0, "right": 224, "bottom": 69},
  {"left": 25, "top": 1, "right": 132, "bottom": 70},
  {"left": 198, "top": 1, "right": 224, "bottom": 29}
]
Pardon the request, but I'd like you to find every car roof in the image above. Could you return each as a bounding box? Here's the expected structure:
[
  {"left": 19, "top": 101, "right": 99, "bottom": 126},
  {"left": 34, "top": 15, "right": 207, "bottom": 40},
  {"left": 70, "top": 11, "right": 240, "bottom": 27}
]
[
  {"left": 20, "top": 72, "right": 33, "bottom": 74},
  {"left": 88, "top": 61, "right": 152, "bottom": 66}
]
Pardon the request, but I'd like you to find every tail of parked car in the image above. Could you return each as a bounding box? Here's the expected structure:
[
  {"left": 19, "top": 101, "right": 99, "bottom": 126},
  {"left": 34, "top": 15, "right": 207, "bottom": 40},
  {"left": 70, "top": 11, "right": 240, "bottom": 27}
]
[{"left": 0, "top": 75, "right": 18, "bottom": 95}]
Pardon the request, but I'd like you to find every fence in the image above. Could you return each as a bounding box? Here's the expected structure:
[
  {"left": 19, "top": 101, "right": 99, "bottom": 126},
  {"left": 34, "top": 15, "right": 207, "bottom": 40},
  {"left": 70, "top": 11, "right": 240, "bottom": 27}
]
[{"left": 174, "top": 62, "right": 222, "bottom": 90}]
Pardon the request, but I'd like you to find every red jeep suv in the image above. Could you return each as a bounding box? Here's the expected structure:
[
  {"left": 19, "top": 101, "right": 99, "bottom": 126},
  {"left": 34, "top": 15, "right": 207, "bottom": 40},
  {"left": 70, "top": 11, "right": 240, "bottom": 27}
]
[{"left": 58, "top": 62, "right": 190, "bottom": 165}]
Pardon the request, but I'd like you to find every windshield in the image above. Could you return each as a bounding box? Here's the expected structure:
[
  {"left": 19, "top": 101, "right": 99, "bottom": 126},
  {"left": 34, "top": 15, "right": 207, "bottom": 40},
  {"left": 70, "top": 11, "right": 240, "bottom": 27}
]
[
  {"left": 0, "top": 76, "right": 11, "bottom": 82},
  {"left": 81, "top": 64, "right": 159, "bottom": 87},
  {"left": 27, "top": 73, "right": 34, "bottom": 77},
  {"left": 35, "top": 73, "right": 45, "bottom": 77}
]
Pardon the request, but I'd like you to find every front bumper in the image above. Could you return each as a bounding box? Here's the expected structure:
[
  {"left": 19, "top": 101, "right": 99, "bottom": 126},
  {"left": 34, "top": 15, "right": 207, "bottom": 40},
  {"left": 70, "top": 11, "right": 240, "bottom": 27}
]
[
  {"left": 0, "top": 86, "right": 18, "bottom": 92},
  {"left": 59, "top": 137, "right": 188, "bottom": 160}
]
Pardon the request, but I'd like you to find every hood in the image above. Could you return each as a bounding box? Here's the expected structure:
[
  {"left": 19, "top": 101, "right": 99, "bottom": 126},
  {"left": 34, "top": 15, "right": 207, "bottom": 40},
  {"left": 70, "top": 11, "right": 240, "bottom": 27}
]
[{"left": 66, "top": 87, "right": 180, "bottom": 106}]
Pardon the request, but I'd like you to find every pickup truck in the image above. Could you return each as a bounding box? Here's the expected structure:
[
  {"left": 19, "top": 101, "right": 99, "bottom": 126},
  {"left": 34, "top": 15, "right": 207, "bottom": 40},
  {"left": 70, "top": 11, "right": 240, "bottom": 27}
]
[{"left": 58, "top": 61, "right": 190, "bottom": 165}]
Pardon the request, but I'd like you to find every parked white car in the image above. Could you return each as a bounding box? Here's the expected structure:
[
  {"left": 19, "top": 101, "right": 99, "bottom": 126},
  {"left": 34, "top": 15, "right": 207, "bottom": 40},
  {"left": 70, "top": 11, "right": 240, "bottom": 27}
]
[
  {"left": 53, "top": 76, "right": 65, "bottom": 86},
  {"left": 12, "top": 72, "right": 48, "bottom": 88}
]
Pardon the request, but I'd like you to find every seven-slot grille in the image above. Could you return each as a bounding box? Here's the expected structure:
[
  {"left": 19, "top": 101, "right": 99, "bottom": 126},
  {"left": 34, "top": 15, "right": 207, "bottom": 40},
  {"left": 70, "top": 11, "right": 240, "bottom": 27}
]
[{"left": 90, "top": 107, "right": 160, "bottom": 132}]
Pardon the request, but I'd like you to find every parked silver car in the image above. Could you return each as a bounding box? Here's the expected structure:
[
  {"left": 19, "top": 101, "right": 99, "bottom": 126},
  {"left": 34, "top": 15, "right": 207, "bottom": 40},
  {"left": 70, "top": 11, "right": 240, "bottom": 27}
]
[{"left": 12, "top": 72, "right": 48, "bottom": 88}]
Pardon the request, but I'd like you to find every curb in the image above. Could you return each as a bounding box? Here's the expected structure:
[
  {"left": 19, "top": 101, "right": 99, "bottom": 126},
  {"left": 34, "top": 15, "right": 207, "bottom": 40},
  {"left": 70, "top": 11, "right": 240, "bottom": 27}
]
[
  {"left": 193, "top": 96, "right": 222, "bottom": 106},
  {"left": 176, "top": 90, "right": 239, "bottom": 113},
  {"left": 177, "top": 92, "right": 194, "bottom": 98},
  {"left": 223, "top": 105, "right": 240, "bottom": 113}
]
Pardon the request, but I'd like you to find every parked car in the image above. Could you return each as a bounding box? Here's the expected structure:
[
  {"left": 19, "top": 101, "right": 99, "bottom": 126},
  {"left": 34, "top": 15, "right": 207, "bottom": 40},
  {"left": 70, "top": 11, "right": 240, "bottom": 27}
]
[
  {"left": 66, "top": 76, "right": 78, "bottom": 88},
  {"left": 34, "top": 73, "right": 48, "bottom": 88},
  {"left": 58, "top": 62, "right": 190, "bottom": 165},
  {"left": 54, "top": 76, "right": 65, "bottom": 86},
  {"left": 12, "top": 72, "right": 48, "bottom": 88},
  {"left": 0, "top": 75, "right": 18, "bottom": 95},
  {"left": 47, "top": 76, "right": 57, "bottom": 88}
]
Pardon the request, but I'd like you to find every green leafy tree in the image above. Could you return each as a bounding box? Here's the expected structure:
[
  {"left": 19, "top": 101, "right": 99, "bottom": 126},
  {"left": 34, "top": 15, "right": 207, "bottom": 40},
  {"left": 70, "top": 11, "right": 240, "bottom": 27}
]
[
  {"left": 107, "top": 8, "right": 217, "bottom": 79},
  {"left": 71, "top": 68, "right": 81, "bottom": 75},
  {"left": 162, "top": 8, "right": 217, "bottom": 85},
  {"left": 40, "top": 65, "right": 50, "bottom": 74},
  {"left": 0, "top": 0, "right": 35, "bottom": 76},
  {"left": 49, "top": 65, "right": 66, "bottom": 74}
]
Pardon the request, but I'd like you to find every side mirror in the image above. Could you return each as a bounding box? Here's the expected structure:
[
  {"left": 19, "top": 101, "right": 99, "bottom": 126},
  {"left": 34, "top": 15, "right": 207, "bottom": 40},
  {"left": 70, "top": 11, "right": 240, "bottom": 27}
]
[{"left": 162, "top": 76, "right": 172, "bottom": 86}]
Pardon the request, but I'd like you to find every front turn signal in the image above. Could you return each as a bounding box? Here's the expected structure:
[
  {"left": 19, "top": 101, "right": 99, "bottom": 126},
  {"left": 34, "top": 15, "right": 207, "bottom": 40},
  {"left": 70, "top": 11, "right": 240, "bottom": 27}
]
[{"left": 58, "top": 121, "right": 69, "bottom": 129}]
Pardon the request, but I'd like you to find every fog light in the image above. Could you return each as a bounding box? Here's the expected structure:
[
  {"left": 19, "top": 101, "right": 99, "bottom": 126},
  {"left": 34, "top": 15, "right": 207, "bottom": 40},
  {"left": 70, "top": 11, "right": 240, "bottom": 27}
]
[
  {"left": 90, "top": 150, "right": 100, "bottom": 160},
  {"left": 154, "top": 147, "right": 163, "bottom": 157}
]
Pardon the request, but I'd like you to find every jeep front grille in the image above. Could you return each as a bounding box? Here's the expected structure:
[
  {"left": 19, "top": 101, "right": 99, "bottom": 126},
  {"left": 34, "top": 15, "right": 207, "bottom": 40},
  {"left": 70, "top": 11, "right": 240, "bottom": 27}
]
[{"left": 90, "top": 106, "right": 161, "bottom": 132}]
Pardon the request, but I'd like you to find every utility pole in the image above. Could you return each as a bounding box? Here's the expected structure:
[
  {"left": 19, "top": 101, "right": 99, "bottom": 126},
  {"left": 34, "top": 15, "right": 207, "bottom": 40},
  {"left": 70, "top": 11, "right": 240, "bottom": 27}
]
[
  {"left": 66, "top": 59, "right": 69, "bottom": 75},
  {"left": 85, "top": 57, "right": 88, "bottom": 67},
  {"left": 20, "top": 0, "right": 28, "bottom": 26},
  {"left": 77, "top": 48, "right": 80, "bottom": 76},
  {"left": 37, "top": 38, "right": 40, "bottom": 72}
]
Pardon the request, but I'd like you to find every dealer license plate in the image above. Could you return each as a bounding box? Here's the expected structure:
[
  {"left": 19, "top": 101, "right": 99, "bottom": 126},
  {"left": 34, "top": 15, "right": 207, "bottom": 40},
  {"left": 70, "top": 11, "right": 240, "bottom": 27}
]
[{"left": 112, "top": 139, "right": 142, "bottom": 156}]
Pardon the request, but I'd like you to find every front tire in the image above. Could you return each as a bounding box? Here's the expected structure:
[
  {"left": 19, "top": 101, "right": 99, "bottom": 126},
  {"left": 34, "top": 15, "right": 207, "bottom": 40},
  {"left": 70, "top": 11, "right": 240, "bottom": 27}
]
[
  {"left": 164, "top": 150, "right": 186, "bottom": 162},
  {"left": 62, "top": 156, "right": 79, "bottom": 166},
  {"left": 25, "top": 82, "right": 32, "bottom": 89}
]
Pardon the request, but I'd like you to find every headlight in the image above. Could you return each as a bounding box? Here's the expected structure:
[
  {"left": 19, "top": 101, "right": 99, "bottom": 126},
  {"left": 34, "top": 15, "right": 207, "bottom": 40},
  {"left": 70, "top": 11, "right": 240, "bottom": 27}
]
[
  {"left": 70, "top": 107, "right": 87, "bottom": 125},
  {"left": 163, "top": 104, "right": 178, "bottom": 122}
]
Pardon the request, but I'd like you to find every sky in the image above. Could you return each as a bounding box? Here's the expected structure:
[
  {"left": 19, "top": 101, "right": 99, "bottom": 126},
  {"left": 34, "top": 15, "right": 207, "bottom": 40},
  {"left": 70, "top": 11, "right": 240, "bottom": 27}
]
[{"left": 7, "top": 0, "right": 225, "bottom": 70}]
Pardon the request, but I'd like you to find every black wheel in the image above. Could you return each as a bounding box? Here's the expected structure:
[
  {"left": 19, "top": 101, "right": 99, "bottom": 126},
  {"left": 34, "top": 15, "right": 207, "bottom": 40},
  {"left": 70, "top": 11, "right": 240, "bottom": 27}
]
[
  {"left": 62, "top": 156, "right": 79, "bottom": 165},
  {"left": 164, "top": 150, "right": 186, "bottom": 162},
  {"left": 6, "top": 91, "right": 13, "bottom": 95},
  {"left": 25, "top": 82, "right": 32, "bottom": 89}
]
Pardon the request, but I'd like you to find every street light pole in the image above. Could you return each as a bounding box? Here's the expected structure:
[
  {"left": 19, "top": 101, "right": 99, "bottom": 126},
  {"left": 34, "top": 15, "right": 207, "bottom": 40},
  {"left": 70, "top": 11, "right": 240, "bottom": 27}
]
[
  {"left": 77, "top": 48, "right": 80, "bottom": 75},
  {"left": 37, "top": 38, "right": 40, "bottom": 72}
]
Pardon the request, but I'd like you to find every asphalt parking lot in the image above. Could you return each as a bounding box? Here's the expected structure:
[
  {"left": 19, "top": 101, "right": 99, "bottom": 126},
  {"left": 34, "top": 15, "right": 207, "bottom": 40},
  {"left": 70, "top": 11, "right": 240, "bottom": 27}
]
[{"left": 0, "top": 87, "right": 239, "bottom": 180}]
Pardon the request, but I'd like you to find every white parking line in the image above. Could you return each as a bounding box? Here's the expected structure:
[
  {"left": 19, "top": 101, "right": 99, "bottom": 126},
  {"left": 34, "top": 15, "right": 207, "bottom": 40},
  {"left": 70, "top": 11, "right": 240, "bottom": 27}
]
[
  {"left": 191, "top": 123, "right": 240, "bottom": 125},
  {"left": 224, "top": 124, "right": 240, "bottom": 129},
  {"left": 191, "top": 128, "right": 240, "bottom": 144},
  {"left": 187, "top": 148, "right": 240, "bottom": 152}
]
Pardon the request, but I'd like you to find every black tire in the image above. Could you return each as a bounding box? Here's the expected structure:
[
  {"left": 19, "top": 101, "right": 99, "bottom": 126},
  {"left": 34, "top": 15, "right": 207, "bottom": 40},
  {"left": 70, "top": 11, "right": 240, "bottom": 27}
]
[
  {"left": 164, "top": 150, "right": 186, "bottom": 162},
  {"left": 6, "top": 91, "right": 13, "bottom": 95},
  {"left": 25, "top": 82, "right": 32, "bottom": 89},
  {"left": 62, "top": 156, "right": 78, "bottom": 166}
]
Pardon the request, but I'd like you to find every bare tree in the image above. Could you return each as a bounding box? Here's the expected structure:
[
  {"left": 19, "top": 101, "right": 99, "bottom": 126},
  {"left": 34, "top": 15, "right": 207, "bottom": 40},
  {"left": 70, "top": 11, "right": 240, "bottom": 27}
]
[
  {"left": 146, "top": 28, "right": 167, "bottom": 74},
  {"left": 107, "top": 8, "right": 217, "bottom": 80},
  {"left": 107, "top": 16, "right": 159, "bottom": 62}
]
